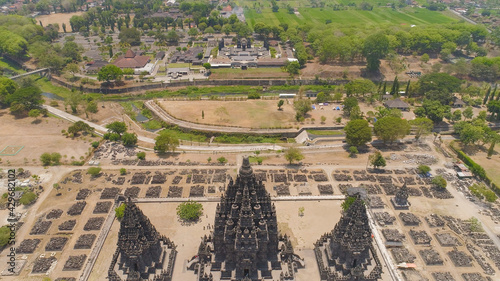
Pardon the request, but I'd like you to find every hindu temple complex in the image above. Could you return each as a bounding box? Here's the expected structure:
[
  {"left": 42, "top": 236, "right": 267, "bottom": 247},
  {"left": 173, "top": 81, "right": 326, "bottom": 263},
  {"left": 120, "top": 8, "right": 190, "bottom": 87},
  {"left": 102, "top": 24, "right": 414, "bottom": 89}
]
[
  {"left": 188, "top": 157, "right": 304, "bottom": 280},
  {"left": 108, "top": 198, "right": 177, "bottom": 281},
  {"left": 314, "top": 197, "right": 382, "bottom": 281}
]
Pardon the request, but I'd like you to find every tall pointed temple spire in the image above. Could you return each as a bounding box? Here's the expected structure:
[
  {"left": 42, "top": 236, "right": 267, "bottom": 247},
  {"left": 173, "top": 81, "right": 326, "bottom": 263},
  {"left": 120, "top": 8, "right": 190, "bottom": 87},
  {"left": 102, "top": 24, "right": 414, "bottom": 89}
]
[
  {"left": 108, "top": 198, "right": 177, "bottom": 281},
  {"left": 188, "top": 157, "right": 303, "bottom": 280},
  {"left": 314, "top": 196, "right": 382, "bottom": 281}
]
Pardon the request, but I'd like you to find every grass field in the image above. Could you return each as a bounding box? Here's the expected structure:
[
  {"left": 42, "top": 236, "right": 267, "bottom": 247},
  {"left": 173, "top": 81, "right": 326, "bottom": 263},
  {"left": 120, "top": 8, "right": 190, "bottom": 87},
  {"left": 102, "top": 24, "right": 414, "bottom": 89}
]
[
  {"left": 244, "top": 7, "right": 456, "bottom": 29},
  {"left": 210, "top": 67, "right": 288, "bottom": 79}
]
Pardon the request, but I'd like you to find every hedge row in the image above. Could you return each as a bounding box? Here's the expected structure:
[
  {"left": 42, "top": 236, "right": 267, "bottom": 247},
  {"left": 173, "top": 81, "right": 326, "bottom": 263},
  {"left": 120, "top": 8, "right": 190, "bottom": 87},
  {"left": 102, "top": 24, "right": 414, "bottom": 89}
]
[{"left": 449, "top": 141, "right": 500, "bottom": 196}]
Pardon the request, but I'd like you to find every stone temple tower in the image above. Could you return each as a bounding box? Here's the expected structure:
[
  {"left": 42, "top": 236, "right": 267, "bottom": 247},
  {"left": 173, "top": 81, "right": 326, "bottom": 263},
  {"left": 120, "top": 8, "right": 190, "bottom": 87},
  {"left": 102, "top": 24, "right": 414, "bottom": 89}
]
[
  {"left": 188, "top": 157, "right": 303, "bottom": 281},
  {"left": 314, "top": 197, "right": 382, "bottom": 281}
]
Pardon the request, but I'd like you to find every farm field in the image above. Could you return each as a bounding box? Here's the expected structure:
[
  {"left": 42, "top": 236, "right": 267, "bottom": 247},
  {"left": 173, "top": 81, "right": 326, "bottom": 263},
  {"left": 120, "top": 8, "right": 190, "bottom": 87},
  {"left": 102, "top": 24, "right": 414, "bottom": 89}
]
[
  {"left": 244, "top": 7, "right": 456, "bottom": 29},
  {"left": 36, "top": 12, "right": 84, "bottom": 32}
]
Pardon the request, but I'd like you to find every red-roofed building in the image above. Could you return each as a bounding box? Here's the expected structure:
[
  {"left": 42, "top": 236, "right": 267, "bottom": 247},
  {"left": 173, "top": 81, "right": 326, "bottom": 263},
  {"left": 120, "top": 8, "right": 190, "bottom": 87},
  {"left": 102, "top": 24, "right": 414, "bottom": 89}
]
[
  {"left": 113, "top": 50, "right": 150, "bottom": 69},
  {"left": 222, "top": 5, "right": 232, "bottom": 12}
]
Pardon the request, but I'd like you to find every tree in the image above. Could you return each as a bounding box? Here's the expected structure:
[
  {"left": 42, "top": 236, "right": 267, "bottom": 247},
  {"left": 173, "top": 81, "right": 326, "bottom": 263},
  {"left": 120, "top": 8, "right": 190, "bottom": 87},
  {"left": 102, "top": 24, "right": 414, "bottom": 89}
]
[
  {"left": 64, "top": 63, "right": 80, "bottom": 78},
  {"left": 87, "top": 167, "right": 102, "bottom": 176},
  {"left": 19, "top": 192, "right": 37, "bottom": 205},
  {"left": 315, "top": 92, "right": 329, "bottom": 103},
  {"left": 217, "top": 157, "right": 227, "bottom": 164},
  {"left": 363, "top": 33, "right": 389, "bottom": 73},
  {"left": 452, "top": 110, "right": 462, "bottom": 122},
  {"left": 86, "top": 101, "right": 98, "bottom": 114},
  {"left": 487, "top": 100, "right": 500, "bottom": 120},
  {"left": 369, "top": 151, "right": 386, "bottom": 169},
  {"left": 68, "top": 121, "right": 94, "bottom": 136},
  {"left": 344, "top": 119, "right": 372, "bottom": 147},
  {"left": 487, "top": 141, "right": 496, "bottom": 158},
  {"left": 188, "top": 27, "right": 199, "bottom": 37},
  {"left": 342, "top": 97, "right": 359, "bottom": 118},
  {"left": 349, "top": 146, "right": 358, "bottom": 157},
  {"left": 0, "top": 77, "right": 18, "bottom": 106},
  {"left": 321, "top": 116, "right": 326, "bottom": 123},
  {"left": 65, "top": 91, "right": 82, "bottom": 114},
  {"left": 284, "top": 147, "right": 304, "bottom": 164},
  {"left": 6, "top": 86, "right": 43, "bottom": 113},
  {"left": 418, "top": 165, "right": 431, "bottom": 174},
  {"left": 277, "top": 99, "right": 284, "bottom": 110},
  {"left": 40, "top": 153, "right": 52, "bottom": 166},
  {"left": 51, "top": 152, "right": 61, "bottom": 165},
  {"left": 120, "top": 168, "right": 127, "bottom": 175},
  {"left": 28, "top": 109, "right": 41, "bottom": 120},
  {"left": 136, "top": 152, "right": 146, "bottom": 160},
  {"left": 106, "top": 121, "right": 127, "bottom": 136},
  {"left": 118, "top": 27, "right": 141, "bottom": 46},
  {"left": 483, "top": 86, "right": 491, "bottom": 105},
  {"left": 390, "top": 76, "right": 399, "bottom": 96},
  {"left": 463, "top": 106, "right": 474, "bottom": 120},
  {"left": 432, "top": 175, "right": 447, "bottom": 189},
  {"left": 420, "top": 53, "right": 430, "bottom": 63},
  {"left": 285, "top": 61, "right": 300, "bottom": 75},
  {"left": 293, "top": 99, "right": 312, "bottom": 120},
  {"left": 122, "top": 132, "right": 138, "bottom": 146},
  {"left": 345, "top": 79, "right": 376, "bottom": 97},
  {"left": 409, "top": 117, "right": 434, "bottom": 140},
  {"left": 165, "top": 30, "right": 180, "bottom": 45},
  {"left": 98, "top": 65, "right": 123, "bottom": 83},
  {"left": 115, "top": 203, "right": 126, "bottom": 220},
  {"left": 177, "top": 201, "right": 203, "bottom": 221},
  {"left": 154, "top": 130, "right": 179, "bottom": 153},
  {"left": 374, "top": 116, "right": 410, "bottom": 144},
  {"left": 202, "top": 63, "right": 211, "bottom": 70},
  {"left": 416, "top": 99, "right": 450, "bottom": 123},
  {"left": 418, "top": 73, "right": 462, "bottom": 103}
]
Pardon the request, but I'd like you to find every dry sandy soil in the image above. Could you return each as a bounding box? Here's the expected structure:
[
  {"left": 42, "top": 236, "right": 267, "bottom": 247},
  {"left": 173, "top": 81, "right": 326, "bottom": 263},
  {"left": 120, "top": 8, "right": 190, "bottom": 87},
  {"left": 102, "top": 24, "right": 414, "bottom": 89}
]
[
  {"left": 158, "top": 99, "right": 409, "bottom": 129},
  {"left": 36, "top": 12, "right": 84, "bottom": 32},
  {"left": 0, "top": 109, "right": 98, "bottom": 166}
]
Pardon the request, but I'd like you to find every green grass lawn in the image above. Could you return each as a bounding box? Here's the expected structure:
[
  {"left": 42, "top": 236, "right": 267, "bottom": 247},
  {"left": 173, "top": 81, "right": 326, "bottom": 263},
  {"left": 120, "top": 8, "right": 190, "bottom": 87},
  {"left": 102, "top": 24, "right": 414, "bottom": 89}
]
[
  {"left": 0, "top": 57, "right": 25, "bottom": 75},
  {"left": 245, "top": 7, "right": 456, "bottom": 29},
  {"left": 167, "top": 63, "right": 191, "bottom": 68},
  {"left": 36, "top": 78, "right": 74, "bottom": 99},
  {"left": 211, "top": 68, "right": 285, "bottom": 74}
]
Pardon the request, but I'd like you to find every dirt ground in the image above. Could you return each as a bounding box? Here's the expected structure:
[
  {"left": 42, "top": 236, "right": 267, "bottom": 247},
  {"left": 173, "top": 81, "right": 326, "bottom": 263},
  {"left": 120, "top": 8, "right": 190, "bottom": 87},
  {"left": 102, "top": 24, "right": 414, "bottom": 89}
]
[
  {"left": 0, "top": 109, "right": 98, "bottom": 166},
  {"left": 158, "top": 99, "right": 409, "bottom": 129},
  {"left": 36, "top": 12, "right": 84, "bottom": 32}
]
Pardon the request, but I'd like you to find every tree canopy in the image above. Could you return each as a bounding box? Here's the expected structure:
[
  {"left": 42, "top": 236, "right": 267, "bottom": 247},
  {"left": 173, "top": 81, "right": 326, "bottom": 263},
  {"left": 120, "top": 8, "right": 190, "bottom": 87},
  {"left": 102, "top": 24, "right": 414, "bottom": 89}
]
[
  {"left": 155, "top": 130, "right": 180, "bottom": 153},
  {"left": 177, "top": 201, "right": 203, "bottom": 221},
  {"left": 344, "top": 119, "right": 372, "bottom": 147},
  {"left": 374, "top": 116, "right": 410, "bottom": 144},
  {"left": 284, "top": 147, "right": 304, "bottom": 164}
]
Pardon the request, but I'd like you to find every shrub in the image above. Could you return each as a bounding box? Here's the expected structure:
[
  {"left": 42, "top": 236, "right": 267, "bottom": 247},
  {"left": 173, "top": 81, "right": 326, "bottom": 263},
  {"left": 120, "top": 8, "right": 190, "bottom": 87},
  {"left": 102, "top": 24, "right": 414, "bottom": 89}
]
[
  {"left": 247, "top": 93, "right": 261, "bottom": 99},
  {"left": 137, "top": 152, "right": 146, "bottom": 160},
  {"left": 217, "top": 157, "right": 227, "bottom": 164},
  {"left": 349, "top": 146, "right": 358, "bottom": 157},
  {"left": 432, "top": 175, "right": 447, "bottom": 189},
  {"left": 177, "top": 201, "right": 203, "bottom": 221},
  {"left": 40, "top": 153, "right": 52, "bottom": 166},
  {"left": 19, "top": 192, "right": 37, "bottom": 205},
  {"left": 0, "top": 226, "right": 10, "bottom": 247},
  {"left": 115, "top": 203, "right": 126, "bottom": 220},
  {"left": 71, "top": 161, "right": 84, "bottom": 166},
  {"left": 120, "top": 168, "right": 127, "bottom": 175},
  {"left": 91, "top": 141, "right": 100, "bottom": 148},
  {"left": 87, "top": 167, "right": 101, "bottom": 176},
  {"left": 418, "top": 165, "right": 431, "bottom": 174}
]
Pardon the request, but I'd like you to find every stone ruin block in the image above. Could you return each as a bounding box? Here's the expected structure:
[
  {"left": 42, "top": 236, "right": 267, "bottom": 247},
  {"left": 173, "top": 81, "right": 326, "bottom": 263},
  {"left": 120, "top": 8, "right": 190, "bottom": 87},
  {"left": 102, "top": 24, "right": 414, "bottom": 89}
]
[
  {"left": 391, "top": 248, "right": 416, "bottom": 263},
  {"left": 172, "top": 176, "right": 183, "bottom": 184},
  {"left": 318, "top": 184, "right": 333, "bottom": 195},
  {"left": 93, "top": 201, "right": 112, "bottom": 214},
  {"left": 124, "top": 186, "right": 140, "bottom": 198},
  {"left": 431, "top": 272, "right": 455, "bottom": 281},
  {"left": 420, "top": 249, "right": 444, "bottom": 265},
  {"left": 407, "top": 187, "right": 422, "bottom": 196},
  {"left": 369, "top": 196, "right": 385, "bottom": 209},
  {"left": 381, "top": 183, "right": 397, "bottom": 195},
  {"left": 192, "top": 174, "right": 206, "bottom": 184},
  {"left": 275, "top": 184, "right": 290, "bottom": 196},
  {"left": 448, "top": 250, "right": 473, "bottom": 267},
  {"left": 359, "top": 184, "right": 382, "bottom": 194},
  {"left": 207, "top": 186, "right": 216, "bottom": 193},
  {"left": 30, "top": 220, "right": 52, "bottom": 235},
  {"left": 131, "top": 173, "right": 147, "bottom": 184},
  {"left": 84, "top": 217, "right": 105, "bottom": 231},
  {"left": 100, "top": 187, "right": 121, "bottom": 199},
  {"left": 294, "top": 174, "right": 307, "bottom": 182},
  {"left": 213, "top": 172, "right": 227, "bottom": 183},
  {"left": 76, "top": 189, "right": 90, "bottom": 200},
  {"left": 112, "top": 177, "right": 125, "bottom": 185},
  {"left": 401, "top": 270, "right": 428, "bottom": 281},
  {"left": 67, "top": 201, "right": 86, "bottom": 216},
  {"left": 382, "top": 229, "right": 405, "bottom": 242},
  {"left": 45, "top": 237, "right": 68, "bottom": 251},
  {"left": 338, "top": 184, "right": 352, "bottom": 194},
  {"left": 376, "top": 175, "right": 392, "bottom": 184},
  {"left": 146, "top": 186, "right": 162, "bottom": 198},
  {"left": 399, "top": 212, "right": 421, "bottom": 226},
  {"left": 409, "top": 230, "right": 432, "bottom": 244},
  {"left": 46, "top": 209, "right": 63, "bottom": 220},
  {"left": 151, "top": 173, "right": 167, "bottom": 184},
  {"left": 74, "top": 234, "right": 96, "bottom": 249},
  {"left": 168, "top": 186, "right": 183, "bottom": 197},
  {"left": 58, "top": 220, "right": 76, "bottom": 231},
  {"left": 333, "top": 173, "right": 352, "bottom": 181},
  {"left": 374, "top": 212, "right": 396, "bottom": 226},
  {"left": 426, "top": 214, "right": 446, "bottom": 227},
  {"left": 63, "top": 254, "right": 87, "bottom": 271},
  {"left": 17, "top": 239, "right": 41, "bottom": 254},
  {"left": 461, "top": 273, "right": 488, "bottom": 281},
  {"left": 32, "top": 257, "right": 56, "bottom": 273},
  {"left": 431, "top": 187, "right": 454, "bottom": 199},
  {"left": 435, "top": 233, "right": 461, "bottom": 247},
  {"left": 189, "top": 185, "right": 204, "bottom": 197},
  {"left": 273, "top": 173, "right": 287, "bottom": 182},
  {"left": 312, "top": 173, "right": 328, "bottom": 182}
]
